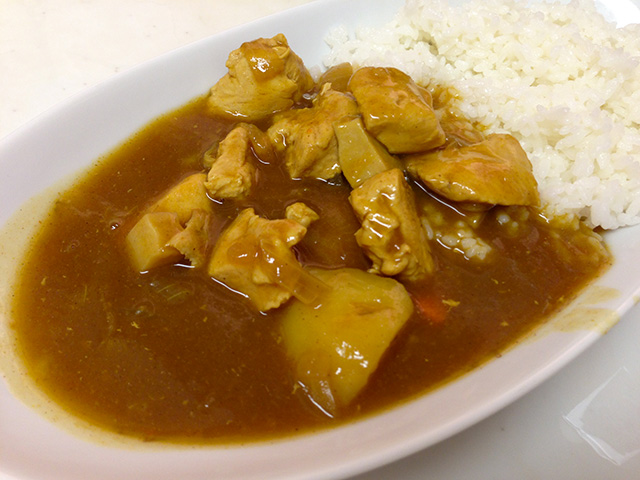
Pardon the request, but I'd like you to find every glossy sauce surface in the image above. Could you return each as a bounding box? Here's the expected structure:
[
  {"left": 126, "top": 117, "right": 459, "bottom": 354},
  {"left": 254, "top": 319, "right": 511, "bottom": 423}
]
[{"left": 11, "top": 97, "right": 610, "bottom": 443}]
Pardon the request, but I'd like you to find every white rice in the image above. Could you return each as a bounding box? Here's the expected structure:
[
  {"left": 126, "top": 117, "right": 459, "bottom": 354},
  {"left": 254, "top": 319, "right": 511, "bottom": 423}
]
[{"left": 324, "top": 0, "right": 640, "bottom": 229}]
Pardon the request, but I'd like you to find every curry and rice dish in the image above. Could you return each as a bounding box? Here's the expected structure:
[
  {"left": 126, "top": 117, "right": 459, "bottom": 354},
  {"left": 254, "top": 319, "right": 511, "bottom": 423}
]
[{"left": 10, "top": 31, "right": 613, "bottom": 443}]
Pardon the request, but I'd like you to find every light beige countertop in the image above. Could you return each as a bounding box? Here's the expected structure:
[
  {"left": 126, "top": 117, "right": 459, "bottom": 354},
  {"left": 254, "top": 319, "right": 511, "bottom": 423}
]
[{"left": 0, "top": 0, "right": 314, "bottom": 138}]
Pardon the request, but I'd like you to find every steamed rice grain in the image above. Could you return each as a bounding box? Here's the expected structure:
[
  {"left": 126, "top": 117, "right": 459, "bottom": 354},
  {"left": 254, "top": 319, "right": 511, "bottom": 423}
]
[{"left": 324, "top": 0, "right": 640, "bottom": 229}]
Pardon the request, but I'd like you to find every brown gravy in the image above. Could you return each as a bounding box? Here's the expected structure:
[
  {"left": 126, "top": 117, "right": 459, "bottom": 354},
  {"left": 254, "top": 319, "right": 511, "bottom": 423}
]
[{"left": 10, "top": 96, "right": 610, "bottom": 444}]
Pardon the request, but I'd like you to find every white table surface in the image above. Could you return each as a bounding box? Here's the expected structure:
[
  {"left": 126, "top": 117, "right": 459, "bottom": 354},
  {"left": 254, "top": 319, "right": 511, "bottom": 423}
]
[{"left": 1, "top": 1, "right": 639, "bottom": 479}]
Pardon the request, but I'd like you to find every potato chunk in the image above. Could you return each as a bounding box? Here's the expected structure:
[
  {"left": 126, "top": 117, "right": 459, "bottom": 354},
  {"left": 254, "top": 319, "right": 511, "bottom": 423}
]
[
  {"left": 208, "top": 208, "right": 327, "bottom": 311},
  {"left": 405, "top": 133, "right": 540, "bottom": 206},
  {"left": 150, "top": 173, "right": 212, "bottom": 224},
  {"left": 334, "top": 116, "right": 402, "bottom": 188},
  {"left": 280, "top": 267, "right": 413, "bottom": 415},
  {"left": 267, "top": 83, "right": 359, "bottom": 180},
  {"left": 348, "top": 67, "right": 445, "bottom": 154},
  {"left": 125, "top": 212, "right": 183, "bottom": 272},
  {"left": 349, "top": 168, "right": 434, "bottom": 280},
  {"left": 207, "top": 34, "right": 314, "bottom": 122}
]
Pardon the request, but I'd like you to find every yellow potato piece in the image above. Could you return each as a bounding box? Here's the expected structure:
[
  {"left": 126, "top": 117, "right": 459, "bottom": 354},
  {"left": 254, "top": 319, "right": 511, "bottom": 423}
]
[
  {"left": 125, "top": 212, "right": 183, "bottom": 272},
  {"left": 280, "top": 267, "right": 414, "bottom": 416}
]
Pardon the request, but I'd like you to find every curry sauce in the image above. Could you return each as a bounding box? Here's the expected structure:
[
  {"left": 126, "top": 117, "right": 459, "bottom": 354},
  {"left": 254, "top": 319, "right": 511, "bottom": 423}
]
[{"left": 10, "top": 93, "right": 610, "bottom": 443}]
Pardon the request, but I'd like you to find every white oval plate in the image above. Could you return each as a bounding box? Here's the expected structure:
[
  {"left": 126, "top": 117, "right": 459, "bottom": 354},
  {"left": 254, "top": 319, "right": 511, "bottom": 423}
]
[{"left": 1, "top": 0, "right": 640, "bottom": 479}]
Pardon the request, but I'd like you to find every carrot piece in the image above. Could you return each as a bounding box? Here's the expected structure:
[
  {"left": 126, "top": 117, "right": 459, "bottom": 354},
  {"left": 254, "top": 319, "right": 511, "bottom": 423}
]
[{"left": 412, "top": 293, "right": 450, "bottom": 324}]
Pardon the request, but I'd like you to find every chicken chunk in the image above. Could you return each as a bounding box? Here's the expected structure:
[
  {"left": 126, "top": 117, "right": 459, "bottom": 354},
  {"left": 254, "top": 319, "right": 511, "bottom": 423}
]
[
  {"left": 208, "top": 208, "right": 328, "bottom": 311},
  {"left": 285, "top": 202, "right": 319, "bottom": 228},
  {"left": 405, "top": 133, "right": 540, "bottom": 206},
  {"left": 150, "top": 173, "right": 212, "bottom": 224},
  {"left": 125, "top": 212, "right": 184, "bottom": 272},
  {"left": 167, "top": 209, "right": 210, "bottom": 268},
  {"left": 280, "top": 267, "right": 414, "bottom": 416},
  {"left": 317, "top": 62, "right": 353, "bottom": 93},
  {"left": 437, "top": 108, "right": 485, "bottom": 147},
  {"left": 349, "top": 168, "right": 434, "bottom": 280},
  {"left": 267, "top": 83, "right": 359, "bottom": 180},
  {"left": 127, "top": 174, "right": 214, "bottom": 272},
  {"left": 207, "top": 34, "right": 315, "bottom": 122},
  {"left": 348, "top": 67, "right": 446, "bottom": 154},
  {"left": 126, "top": 209, "right": 212, "bottom": 272},
  {"left": 204, "top": 123, "right": 269, "bottom": 200},
  {"left": 334, "top": 116, "right": 402, "bottom": 188}
]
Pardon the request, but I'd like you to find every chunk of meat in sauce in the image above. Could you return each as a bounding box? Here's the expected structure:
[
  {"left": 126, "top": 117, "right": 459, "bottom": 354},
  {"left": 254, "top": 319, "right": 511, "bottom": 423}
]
[
  {"left": 207, "top": 34, "right": 314, "bottom": 121},
  {"left": 125, "top": 174, "right": 214, "bottom": 271},
  {"left": 204, "top": 123, "right": 271, "bottom": 200},
  {"left": 267, "top": 83, "right": 359, "bottom": 180},
  {"left": 125, "top": 209, "right": 211, "bottom": 272},
  {"left": 406, "top": 133, "right": 540, "bottom": 206},
  {"left": 349, "top": 168, "right": 434, "bottom": 281},
  {"left": 348, "top": 67, "right": 446, "bottom": 154},
  {"left": 167, "top": 209, "right": 211, "bottom": 268},
  {"left": 125, "top": 212, "right": 184, "bottom": 272},
  {"left": 207, "top": 207, "right": 328, "bottom": 311},
  {"left": 285, "top": 202, "right": 320, "bottom": 228},
  {"left": 437, "top": 108, "right": 486, "bottom": 147},
  {"left": 317, "top": 62, "right": 353, "bottom": 93},
  {"left": 149, "top": 173, "right": 212, "bottom": 224}
]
